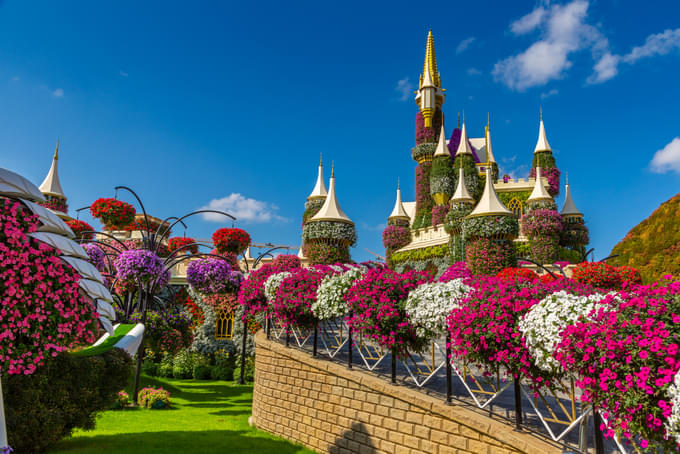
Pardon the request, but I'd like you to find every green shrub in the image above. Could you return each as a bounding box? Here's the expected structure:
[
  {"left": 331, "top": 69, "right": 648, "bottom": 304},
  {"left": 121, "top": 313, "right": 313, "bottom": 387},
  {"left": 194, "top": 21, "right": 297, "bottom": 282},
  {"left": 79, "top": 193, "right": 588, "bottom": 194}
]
[
  {"left": 211, "top": 365, "right": 234, "bottom": 381},
  {"left": 141, "top": 359, "right": 159, "bottom": 377},
  {"left": 4, "top": 349, "right": 132, "bottom": 453},
  {"left": 159, "top": 362, "right": 174, "bottom": 378},
  {"left": 172, "top": 349, "right": 195, "bottom": 379},
  {"left": 193, "top": 364, "right": 213, "bottom": 380},
  {"left": 233, "top": 357, "right": 255, "bottom": 383},
  {"left": 138, "top": 387, "right": 171, "bottom": 409}
]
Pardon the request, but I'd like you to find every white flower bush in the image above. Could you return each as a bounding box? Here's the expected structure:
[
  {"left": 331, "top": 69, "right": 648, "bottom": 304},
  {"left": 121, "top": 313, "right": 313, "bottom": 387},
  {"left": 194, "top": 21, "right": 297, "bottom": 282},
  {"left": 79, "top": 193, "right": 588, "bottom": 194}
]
[
  {"left": 519, "top": 291, "right": 614, "bottom": 374},
  {"left": 404, "top": 279, "right": 471, "bottom": 340},
  {"left": 665, "top": 369, "right": 680, "bottom": 445},
  {"left": 312, "top": 267, "right": 365, "bottom": 320},
  {"left": 264, "top": 271, "right": 291, "bottom": 303}
]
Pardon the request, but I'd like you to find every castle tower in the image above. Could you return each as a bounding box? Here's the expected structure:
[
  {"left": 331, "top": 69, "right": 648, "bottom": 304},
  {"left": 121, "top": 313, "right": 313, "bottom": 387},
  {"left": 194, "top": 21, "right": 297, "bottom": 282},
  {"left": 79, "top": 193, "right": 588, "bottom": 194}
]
[
  {"left": 388, "top": 179, "right": 410, "bottom": 227},
  {"left": 560, "top": 175, "right": 582, "bottom": 218},
  {"left": 452, "top": 120, "right": 482, "bottom": 202},
  {"left": 526, "top": 167, "right": 556, "bottom": 211},
  {"left": 38, "top": 140, "right": 70, "bottom": 220},
  {"left": 430, "top": 123, "right": 454, "bottom": 206},
  {"left": 415, "top": 31, "right": 445, "bottom": 129},
  {"left": 560, "top": 175, "right": 589, "bottom": 256},
  {"left": 530, "top": 109, "right": 560, "bottom": 196},
  {"left": 484, "top": 115, "right": 499, "bottom": 181}
]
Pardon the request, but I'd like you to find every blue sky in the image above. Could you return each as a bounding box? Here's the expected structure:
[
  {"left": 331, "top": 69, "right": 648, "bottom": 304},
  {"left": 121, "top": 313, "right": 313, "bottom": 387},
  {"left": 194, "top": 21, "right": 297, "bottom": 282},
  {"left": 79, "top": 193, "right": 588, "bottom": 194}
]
[{"left": 1, "top": 0, "right": 679, "bottom": 261}]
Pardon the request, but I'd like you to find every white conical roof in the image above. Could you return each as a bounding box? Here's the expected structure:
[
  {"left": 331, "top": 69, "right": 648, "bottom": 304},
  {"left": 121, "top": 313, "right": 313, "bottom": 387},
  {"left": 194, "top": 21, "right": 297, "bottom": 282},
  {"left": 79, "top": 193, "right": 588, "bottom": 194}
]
[
  {"left": 310, "top": 165, "right": 353, "bottom": 224},
  {"left": 307, "top": 156, "right": 328, "bottom": 200},
  {"left": 451, "top": 167, "right": 473, "bottom": 203},
  {"left": 468, "top": 168, "right": 512, "bottom": 217},
  {"left": 39, "top": 142, "right": 65, "bottom": 198},
  {"left": 244, "top": 247, "right": 252, "bottom": 260},
  {"left": 561, "top": 177, "right": 582, "bottom": 217},
  {"left": 485, "top": 125, "right": 496, "bottom": 163},
  {"left": 297, "top": 246, "right": 305, "bottom": 259},
  {"left": 388, "top": 180, "right": 410, "bottom": 220},
  {"left": 434, "top": 124, "right": 450, "bottom": 157},
  {"left": 527, "top": 167, "right": 553, "bottom": 202},
  {"left": 534, "top": 111, "right": 552, "bottom": 153},
  {"left": 455, "top": 122, "right": 473, "bottom": 157}
]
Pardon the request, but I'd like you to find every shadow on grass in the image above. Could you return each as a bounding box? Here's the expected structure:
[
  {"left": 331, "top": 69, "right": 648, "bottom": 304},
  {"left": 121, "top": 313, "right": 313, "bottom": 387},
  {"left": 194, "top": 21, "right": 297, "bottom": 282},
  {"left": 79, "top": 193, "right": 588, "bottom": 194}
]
[{"left": 49, "top": 430, "right": 309, "bottom": 454}]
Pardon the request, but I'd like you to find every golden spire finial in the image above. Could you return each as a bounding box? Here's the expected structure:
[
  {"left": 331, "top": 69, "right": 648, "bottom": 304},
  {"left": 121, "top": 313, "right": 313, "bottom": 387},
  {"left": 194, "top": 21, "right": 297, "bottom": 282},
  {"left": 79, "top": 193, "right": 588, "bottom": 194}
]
[
  {"left": 420, "top": 30, "right": 441, "bottom": 89},
  {"left": 331, "top": 161, "right": 335, "bottom": 178},
  {"left": 462, "top": 110, "right": 465, "bottom": 125},
  {"left": 487, "top": 112, "right": 490, "bottom": 128},
  {"left": 566, "top": 172, "right": 569, "bottom": 185},
  {"left": 54, "top": 139, "right": 59, "bottom": 160},
  {"left": 457, "top": 112, "right": 460, "bottom": 129},
  {"left": 320, "top": 152, "right": 323, "bottom": 166},
  {"left": 397, "top": 177, "right": 400, "bottom": 190},
  {"left": 540, "top": 106, "right": 543, "bottom": 121}
]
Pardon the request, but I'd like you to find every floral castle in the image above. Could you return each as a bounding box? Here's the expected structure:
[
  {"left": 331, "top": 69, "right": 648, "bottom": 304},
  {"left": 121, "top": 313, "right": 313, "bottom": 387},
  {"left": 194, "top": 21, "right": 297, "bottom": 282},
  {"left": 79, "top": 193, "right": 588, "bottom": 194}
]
[{"left": 377, "top": 31, "right": 589, "bottom": 276}]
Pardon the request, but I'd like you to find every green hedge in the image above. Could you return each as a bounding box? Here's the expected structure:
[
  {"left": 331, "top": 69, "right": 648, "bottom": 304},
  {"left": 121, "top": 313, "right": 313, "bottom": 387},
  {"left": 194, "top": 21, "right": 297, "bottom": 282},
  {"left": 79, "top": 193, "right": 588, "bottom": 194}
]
[
  {"left": 4, "top": 349, "right": 132, "bottom": 453},
  {"left": 391, "top": 243, "right": 450, "bottom": 264}
]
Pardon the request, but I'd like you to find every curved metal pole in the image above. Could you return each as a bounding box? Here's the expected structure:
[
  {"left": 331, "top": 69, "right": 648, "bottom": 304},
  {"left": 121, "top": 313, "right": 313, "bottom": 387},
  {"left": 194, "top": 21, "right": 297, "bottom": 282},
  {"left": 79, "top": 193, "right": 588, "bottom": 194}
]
[
  {"left": 581, "top": 247, "right": 595, "bottom": 263},
  {"left": 79, "top": 238, "right": 125, "bottom": 254},
  {"left": 163, "top": 242, "right": 214, "bottom": 263},
  {"left": 151, "top": 217, "right": 187, "bottom": 254},
  {"left": 114, "top": 186, "right": 152, "bottom": 248},
  {"left": 598, "top": 254, "right": 619, "bottom": 263},
  {"left": 518, "top": 257, "right": 558, "bottom": 280},
  {"left": 163, "top": 252, "right": 233, "bottom": 273},
  {"left": 81, "top": 230, "right": 130, "bottom": 251},
  {"left": 251, "top": 246, "right": 290, "bottom": 270},
  {"left": 156, "top": 210, "right": 236, "bottom": 242}
]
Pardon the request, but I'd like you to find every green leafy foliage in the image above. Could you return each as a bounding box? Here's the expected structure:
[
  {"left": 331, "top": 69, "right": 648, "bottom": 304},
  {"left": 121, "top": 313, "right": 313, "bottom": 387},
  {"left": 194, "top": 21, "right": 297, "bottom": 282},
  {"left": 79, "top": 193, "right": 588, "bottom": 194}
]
[
  {"left": 497, "top": 191, "right": 530, "bottom": 209},
  {"left": 429, "top": 155, "right": 455, "bottom": 197},
  {"left": 4, "top": 349, "right": 132, "bottom": 453},
  {"left": 531, "top": 151, "right": 556, "bottom": 169},
  {"left": 391, "top": 244, "right": 450, "bottom": 264},
  {"left": 453, "top": 154, "right": 482, "bottom": 201},
  {"left": 411, "top": 208, "right": 432, "bottom": 230},
  {"left": 461, "top": 215, "right": 519, "bottom": 240},
  {"left": 302, "top": 198, "right": 324, "bottom": 224},
  {"left": 609, "top": 193, "right": 680, "bottom": 283}
]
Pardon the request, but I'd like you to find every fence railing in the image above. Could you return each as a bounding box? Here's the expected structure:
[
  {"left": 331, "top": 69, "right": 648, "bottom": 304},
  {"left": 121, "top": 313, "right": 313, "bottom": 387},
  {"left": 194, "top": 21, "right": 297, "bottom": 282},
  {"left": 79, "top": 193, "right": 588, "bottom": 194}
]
[{"left": 246, "top": 315, "right": 637, "bottom": 454}]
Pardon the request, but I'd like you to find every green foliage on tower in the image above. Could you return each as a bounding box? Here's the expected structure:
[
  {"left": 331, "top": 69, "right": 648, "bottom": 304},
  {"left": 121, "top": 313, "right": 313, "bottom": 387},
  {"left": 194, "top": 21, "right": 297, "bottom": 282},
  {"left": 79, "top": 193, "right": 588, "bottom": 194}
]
[
  {"left": 453, "top": 154, "right": 482, "bottom": 201},
  {"left": 430, "top": 155, "right": 455, "bottom": 200}
]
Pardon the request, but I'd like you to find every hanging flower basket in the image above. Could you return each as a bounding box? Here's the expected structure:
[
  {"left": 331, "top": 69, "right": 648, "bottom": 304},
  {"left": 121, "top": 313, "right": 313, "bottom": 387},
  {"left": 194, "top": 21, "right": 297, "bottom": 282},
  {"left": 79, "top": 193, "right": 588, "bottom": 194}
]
[
  {"left": 212, "top": 228, "right": 250, "bottom": 255},
  {"left": 90, "top": 198, "right": 136, "bottom": 230},
  {"left": 168, "top": 237, "right": 198, "bottom": 255},
  {"left": 114, "top": 249, "right": 169, "bottom": 290},
  {"left": 66, "top": 219, "right": 94, "bottom": 240},
  {"left": 186, "top": 258, "right": 242, "bottom": 294}
]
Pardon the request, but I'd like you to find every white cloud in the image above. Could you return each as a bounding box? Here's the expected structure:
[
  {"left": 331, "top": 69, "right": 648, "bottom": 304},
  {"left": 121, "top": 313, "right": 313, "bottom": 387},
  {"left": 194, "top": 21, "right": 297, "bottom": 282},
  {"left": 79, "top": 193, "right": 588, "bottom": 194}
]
[
  {"left": 541, "top": 88, "right": 559, "bottom": 99},
  {"left": 52, "top": 88, "right": 64, "bottom": 97},
  {"left": 394, "top": 77, "right": 413, "bottom": 101},
  {"left": 199, "top": 193, "right": 287, "bottom": 223},
  {"left": 494, "top": 1, "right": 609, "bottom": 90},
  {"left": 510, "top": 7, "right": 547, "bottom": 35},
  {"left": 11, "top": 76, "right": 19, "bottom": 81},
  {"left": 650, "top": 138, "right": 680, "bottom": 174},
  {"left": 467, "top": 67, "right": 482, "bottom": 76},
  {"left": 623, "top": 28, "right": 680, "bottom": 63},
  {"left": 119, "top": 70, "right": 129, "bottom": 77},
  {"left": 588, "top": 52, "right": 620, "bottom": 83},
  {"left": 456, "top": 37, "right": 476, "bottom": 54},
  {"left": 359, "top": 221, "right": 386, "bottom": 232}
]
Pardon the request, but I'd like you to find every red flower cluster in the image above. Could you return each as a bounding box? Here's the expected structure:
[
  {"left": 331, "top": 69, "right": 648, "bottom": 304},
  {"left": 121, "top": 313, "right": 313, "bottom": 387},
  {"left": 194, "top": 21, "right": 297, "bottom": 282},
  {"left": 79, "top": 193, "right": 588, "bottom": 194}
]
[
  {"left": 118, "top": 217, "right": 170, "bottom": 236},
  {"left": 496, "top": 267, "right": 538, "bottom": 283},
  {"left": 212, "top": 228, "right": 250, "bottom": 255},
  {"left": 572, "top": 262, "right": 642, "bottom": 290},
  {"left": 1, "top": 199, "right": 98, "bottom": 375},
  {"left": 168, "top": 237, "right": 198, "bottom": 255},
  {"left": 66, "top": 219, "right": 94, "bottom": 241},
  {"left": 90, "top": 198, "right": 136, "bottom": 230}
]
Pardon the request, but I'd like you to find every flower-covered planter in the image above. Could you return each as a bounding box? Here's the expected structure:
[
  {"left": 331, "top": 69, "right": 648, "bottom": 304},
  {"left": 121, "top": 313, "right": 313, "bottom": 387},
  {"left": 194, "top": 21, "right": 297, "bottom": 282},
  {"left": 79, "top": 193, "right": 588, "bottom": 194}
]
[
  {"left": 345, "top": 269, "right": 430, "bottom": 358},
  {"left": 529, "top": 161, "right": 560, "bottom": 197},
  {"left": 560, "top": 216, "right": 589, "bottom": 248},
  {"left": 304, "top": 242, "right": 350, "bottom": 265},
  {"left": 83, "top": 243, "right": 107, "bottom": 272},
  {"left": 405, "top": 279, "right": 471, "bottom": 341},
  {"left": 114, "top": 249, "right": 169, "bottom": 290},
  {"left": 302, "top": 220, "right": 357, "bottom": 246},
  {"left": 186, "top": 258, "right": 242, "bottom": 294},
  {"left": 462, "top": 215, "right": 519, "bottom": 240},
  {"left": 430, "top": 155, "right": 455, "bottom": 204},
  {"left": 382, "top": 225, "right": 411, "bottom": 250},
  {"left": 39, "top": 195, "right": 68, "bottom": 213},
  {"left": 312, "top": 267, "right": 366, "bottom": 320},
  {"left": 90, "top": 198, "right": 136, "bottom": 230},
  {"left": 66, "top": 219, "right": 94, "bottom": 241},
  {"left": 272, "top": 268, "right": 326, "bottom": 330},
  {"left": 465, "top": 238, "right": 516, "bottom": 275},
  {"left": 212, "top": 228, "right": 250, "bottom": 255},
  {"left": 168, "top": 236, "right": 198, "bottom": 255}
]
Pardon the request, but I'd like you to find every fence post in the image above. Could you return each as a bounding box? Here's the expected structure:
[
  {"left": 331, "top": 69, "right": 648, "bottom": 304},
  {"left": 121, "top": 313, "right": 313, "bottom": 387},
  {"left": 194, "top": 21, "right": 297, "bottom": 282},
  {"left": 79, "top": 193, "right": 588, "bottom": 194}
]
[
  {"left": 391, "top": 349, "right": 397, "bottom": 384},
  {"left": 286, "top": 327, "right": 290, "bottom": 347},
  {"left": 513, "top": 376, "right": 523, "bottom": 431},
  {"left": 266, "top": 313, "right": 271, "bottom": 340},
  {"left": 238, "top": 318, "right": 247, "bottom": 385},
  {"left": 313, "top": 323, "right": 318, "bottom": 357},
  {"left": 445, "top": 336, "right": 452, "bottom": 405},
  {"left": 593, "top": 410, "right": 605, "bottom": 454},
  {"left": 347, "top": 323, "right": 353, "bottom": 369}
]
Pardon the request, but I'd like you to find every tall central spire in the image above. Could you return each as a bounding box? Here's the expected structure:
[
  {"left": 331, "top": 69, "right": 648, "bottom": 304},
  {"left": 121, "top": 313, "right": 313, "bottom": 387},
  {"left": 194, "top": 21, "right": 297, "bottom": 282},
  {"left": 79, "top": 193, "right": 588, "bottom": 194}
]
[
  {"left": 420, "top": 30, "right": 441, "bottom": 89},
  {"left": 415, "top": 30, "right": 445, "bottom": 128}
]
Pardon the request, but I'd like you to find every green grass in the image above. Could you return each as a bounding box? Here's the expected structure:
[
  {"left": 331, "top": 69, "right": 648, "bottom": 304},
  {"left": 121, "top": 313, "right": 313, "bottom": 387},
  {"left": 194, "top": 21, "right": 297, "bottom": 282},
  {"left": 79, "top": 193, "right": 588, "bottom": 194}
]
[{"left": 49, "top": 375, "right": 314, "bottom": 454}]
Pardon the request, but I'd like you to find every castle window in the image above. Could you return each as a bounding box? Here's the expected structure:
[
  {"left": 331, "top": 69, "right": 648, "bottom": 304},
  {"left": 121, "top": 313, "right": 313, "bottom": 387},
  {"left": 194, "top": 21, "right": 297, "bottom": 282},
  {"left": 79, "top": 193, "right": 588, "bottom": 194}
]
[
  {"left": 507, "top": 197, "right": 523, "bottom": 218},
  {"left": 215, "top": 309, "right": 234, "bottom": 340}
]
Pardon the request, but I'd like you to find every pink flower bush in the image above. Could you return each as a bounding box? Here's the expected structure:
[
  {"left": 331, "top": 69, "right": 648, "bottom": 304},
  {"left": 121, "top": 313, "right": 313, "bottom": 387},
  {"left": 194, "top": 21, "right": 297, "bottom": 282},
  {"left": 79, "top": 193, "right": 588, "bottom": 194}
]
[
  {"left": 0, "top": 199, "right": 98, "bottom": 375},
  {"left": 431, "top": 205, "right": 449, "bottom": 226},
  {"left": 465, "top": 238, "right": 514, "bottom": 275},
  {"left": 382, "top": 225, "right": 411, "bottom": 250},
  {"left": 438, "top": 262, "right": 472, "bottom": 283},
  {"left": 530, "top": 166, "right": 560, "bottom": 196},
  {"left": 271, "top": 268, "right": 326, "bottom": 330},
  {"left": 556, "top": 280, "right": 680, "bottom": 450},
  {"left": 238, "top": 264, "right": 277, "bottom": 321},
  {"left": 345, "top": 269, "right": 430, "bottom": 358}
]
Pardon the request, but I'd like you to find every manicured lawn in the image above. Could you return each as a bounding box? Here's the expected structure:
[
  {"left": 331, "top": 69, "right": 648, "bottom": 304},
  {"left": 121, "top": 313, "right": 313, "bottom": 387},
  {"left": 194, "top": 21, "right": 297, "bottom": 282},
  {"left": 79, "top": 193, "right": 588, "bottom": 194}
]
[{"left": 49, "top": 375, "right": 313, "bottom": 454}]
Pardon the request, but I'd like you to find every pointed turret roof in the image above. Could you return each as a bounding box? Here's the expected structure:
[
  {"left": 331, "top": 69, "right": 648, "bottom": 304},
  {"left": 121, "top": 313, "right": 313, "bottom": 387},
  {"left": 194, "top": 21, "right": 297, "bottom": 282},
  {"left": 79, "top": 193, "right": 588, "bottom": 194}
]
[
  {"left": 451, "top": 167, "right": 473, "bottom": 204},
  {"left": 310, "top": 164, "right": 353, "bottom": 224},
  {"left": 297, "top": 246, "right": 305, "bottom": 259},
  {"left": 307, "top": 155, "right": 328, "bottom": 200},
  {"left": 434, "top": 124, "right": 450, "bottom": 157},
  {"left": 485, "top": 115, "right": 496, "bottom": 163},
  {"left": 419, "top": 30, "right": 441, "bottom": 89},
  {"left": 39, "top": 141, "right": 65, "bottom": 198},
  {"left": 455, "top": 121, "right": 473, "bottom": 157},
  {"left": 468, "top": 168, "right": 512, "bottom": 217},
  {"left": 561, "top": 175, "right": 582, "bottom": 217},
  {"left": 388, "top": 179, "right": 410, "bottom": 221},
  {"left": 534, "top": 109, "right": 552, "bottom": 153},
  {"left": 527, "top": 167, "right": 553, "bottom": 202}
]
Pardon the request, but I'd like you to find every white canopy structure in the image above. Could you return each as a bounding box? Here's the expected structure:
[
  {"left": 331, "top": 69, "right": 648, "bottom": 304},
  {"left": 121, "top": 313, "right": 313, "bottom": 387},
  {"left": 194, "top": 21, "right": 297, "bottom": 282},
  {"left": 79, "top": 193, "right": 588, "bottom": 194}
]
[{"left": 468, "top": 168, "right": 512, "bottom": 217}]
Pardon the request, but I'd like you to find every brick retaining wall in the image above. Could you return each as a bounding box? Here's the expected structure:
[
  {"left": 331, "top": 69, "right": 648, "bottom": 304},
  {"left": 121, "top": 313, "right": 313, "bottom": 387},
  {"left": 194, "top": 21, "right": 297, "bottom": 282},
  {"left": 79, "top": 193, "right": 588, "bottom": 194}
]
[{"left": 251, "top": 331, "right": 560, "bottom": 454}]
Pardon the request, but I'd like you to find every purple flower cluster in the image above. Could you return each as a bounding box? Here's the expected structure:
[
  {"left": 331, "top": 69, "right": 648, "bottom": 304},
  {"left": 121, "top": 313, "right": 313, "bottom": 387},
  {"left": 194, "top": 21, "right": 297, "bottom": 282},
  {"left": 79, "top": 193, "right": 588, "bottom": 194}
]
[
  {"left": 448, "top": 128, "right": 481, "bottom": 163},
  {"left": 114, "top": 249, "right": 169, "bottom": 288},
  {"left": 83, "top": 243, "right": 106, "bottom": 272},
  {"left": 186, "top": 258, "right": 242, "bottom": 294},
  {"left": 530, "top": 166, "right": 561, "bottom": 196}
]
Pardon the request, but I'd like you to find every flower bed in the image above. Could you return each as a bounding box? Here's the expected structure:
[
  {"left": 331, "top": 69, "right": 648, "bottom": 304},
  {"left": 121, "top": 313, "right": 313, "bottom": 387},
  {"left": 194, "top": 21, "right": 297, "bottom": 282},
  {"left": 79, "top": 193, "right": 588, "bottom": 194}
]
[
  {"left": 465, "top": 238, "right": 515, "bottom": 275},
  {"left": 138, "top": 387, "right": 171, "bottom": 409}
]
